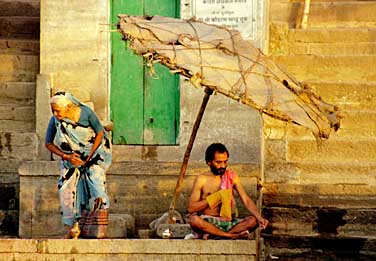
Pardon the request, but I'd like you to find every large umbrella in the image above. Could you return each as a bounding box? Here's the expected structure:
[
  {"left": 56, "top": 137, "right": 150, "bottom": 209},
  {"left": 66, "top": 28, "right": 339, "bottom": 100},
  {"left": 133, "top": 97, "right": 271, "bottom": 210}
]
[{"left": 116, "top": 15, "right": 341, "bottom": 223}]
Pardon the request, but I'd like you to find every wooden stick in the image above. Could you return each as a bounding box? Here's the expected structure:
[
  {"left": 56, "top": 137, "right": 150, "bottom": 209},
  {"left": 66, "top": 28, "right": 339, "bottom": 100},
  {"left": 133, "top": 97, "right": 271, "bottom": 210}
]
[
  {"left": 168, "top": 87, "right": 214, "bottom": 223},
  {"left": 301, "top": 0, "right": 311, "bottom": 29}
]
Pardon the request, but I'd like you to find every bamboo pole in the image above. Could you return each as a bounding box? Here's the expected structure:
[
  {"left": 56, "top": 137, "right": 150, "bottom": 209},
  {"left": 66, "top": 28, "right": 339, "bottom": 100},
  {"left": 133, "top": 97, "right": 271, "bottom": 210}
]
[
  {"left": 301, "top": 0, "right": 311, "bottom": 29},
  {"left": 168, "top": 87, "right": 214, "bottom": 223}
]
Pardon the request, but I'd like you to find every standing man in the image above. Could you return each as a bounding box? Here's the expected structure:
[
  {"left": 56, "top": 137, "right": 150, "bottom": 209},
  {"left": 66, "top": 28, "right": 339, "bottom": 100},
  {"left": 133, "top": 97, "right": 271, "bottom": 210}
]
[{"left": 188, "top": 143, "right": 268, "bottom": 239}]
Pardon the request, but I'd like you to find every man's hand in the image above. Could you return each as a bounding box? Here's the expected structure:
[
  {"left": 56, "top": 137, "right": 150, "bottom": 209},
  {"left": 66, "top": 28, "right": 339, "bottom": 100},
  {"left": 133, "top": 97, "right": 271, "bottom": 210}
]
[
  {"left": 257, "top": 217, "right": 269, "bottom": 230},
  {"left": 206, "top": 191, "right": 222, "bottom": 209}
]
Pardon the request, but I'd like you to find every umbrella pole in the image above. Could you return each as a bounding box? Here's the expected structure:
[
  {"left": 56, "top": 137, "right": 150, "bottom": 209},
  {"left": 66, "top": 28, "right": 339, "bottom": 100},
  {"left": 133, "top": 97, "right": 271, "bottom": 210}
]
[{"left": 168, "top": 87, "right": 214, "bottom": 223}]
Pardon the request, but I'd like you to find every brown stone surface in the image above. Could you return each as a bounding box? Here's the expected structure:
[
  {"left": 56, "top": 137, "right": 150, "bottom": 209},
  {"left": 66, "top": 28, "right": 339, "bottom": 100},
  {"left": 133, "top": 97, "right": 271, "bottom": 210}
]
[
  {"left": 0, "top": 239, "right": 257, "bottom": 260},
  {"left": 263, "top": 207, "right": 376, "bottom": 238},
  {"left": 270, "top": 1, "right": 376, "bottom": 28}
]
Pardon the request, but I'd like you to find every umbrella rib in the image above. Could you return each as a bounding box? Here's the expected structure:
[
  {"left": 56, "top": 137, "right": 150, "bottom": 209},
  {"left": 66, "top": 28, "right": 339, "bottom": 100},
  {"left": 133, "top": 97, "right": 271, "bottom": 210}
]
[{"left": 186, "top": 20, "right": 204, "bottom": 78}]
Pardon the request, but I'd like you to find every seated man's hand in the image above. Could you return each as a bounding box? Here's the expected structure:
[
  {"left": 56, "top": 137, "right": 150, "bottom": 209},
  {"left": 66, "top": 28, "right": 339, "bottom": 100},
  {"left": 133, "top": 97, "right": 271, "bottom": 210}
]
[
  {"left": 206, "top": 191, "right": 222, "bottom": 209},
  {"left": 258, "top": 217, "right": 269, "bottom": 230}
]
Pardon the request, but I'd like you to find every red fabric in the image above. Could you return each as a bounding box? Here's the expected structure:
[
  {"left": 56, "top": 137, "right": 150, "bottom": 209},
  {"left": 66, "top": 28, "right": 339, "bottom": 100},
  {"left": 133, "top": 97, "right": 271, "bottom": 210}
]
[{"left": 220, "top": 170, "right": 236, "bottom": 209}]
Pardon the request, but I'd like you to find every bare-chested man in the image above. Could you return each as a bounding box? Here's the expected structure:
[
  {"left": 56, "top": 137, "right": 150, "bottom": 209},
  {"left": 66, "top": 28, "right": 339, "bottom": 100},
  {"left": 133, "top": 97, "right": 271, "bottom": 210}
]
[{"left": 188, "top": 143, "right": 268, "bottom": 239}]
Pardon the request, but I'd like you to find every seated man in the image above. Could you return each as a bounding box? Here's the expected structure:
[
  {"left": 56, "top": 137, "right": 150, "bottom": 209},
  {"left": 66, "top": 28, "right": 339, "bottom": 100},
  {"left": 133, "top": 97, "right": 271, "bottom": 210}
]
[{"left": 188, "top": 143, "right": 268, "bottom": 239}]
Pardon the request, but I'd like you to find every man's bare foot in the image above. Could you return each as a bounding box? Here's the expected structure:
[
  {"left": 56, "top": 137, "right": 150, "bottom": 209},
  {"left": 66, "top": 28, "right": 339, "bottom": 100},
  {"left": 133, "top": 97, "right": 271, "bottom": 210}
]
[
  {"left": 203, "top": 233, "right": 210, "bottom": 240},
  {"left": 230, "top": 230, "right": 249, "bottom": 239}
]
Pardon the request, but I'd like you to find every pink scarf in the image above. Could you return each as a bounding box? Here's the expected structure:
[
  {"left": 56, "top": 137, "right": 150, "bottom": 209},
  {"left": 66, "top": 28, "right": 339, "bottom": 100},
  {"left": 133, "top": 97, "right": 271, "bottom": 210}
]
[{"left": 220, "top": 170, "right": 236, "bottom": 209}]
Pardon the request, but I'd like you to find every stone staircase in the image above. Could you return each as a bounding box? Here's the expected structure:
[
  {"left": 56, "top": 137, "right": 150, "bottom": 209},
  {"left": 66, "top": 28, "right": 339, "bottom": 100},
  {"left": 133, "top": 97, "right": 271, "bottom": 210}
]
[
  {"left": 263, "top": 0, "right": 376, "bottom": 259},
  {"left": 0, "top": 0, "right": 39, "bottom": 236}
]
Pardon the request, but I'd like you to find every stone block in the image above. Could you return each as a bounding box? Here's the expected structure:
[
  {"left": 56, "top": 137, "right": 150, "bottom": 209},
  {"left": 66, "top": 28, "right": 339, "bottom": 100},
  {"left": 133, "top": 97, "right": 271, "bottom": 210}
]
[
  {"left": 263, "top": 207, "right": 376, "bottom": 238},
  {"left": 0, "top": 105, "right": 35, "bottom": 121},
  {"left": 0, "top": 119, "right": 34, "bottom": 132},
  {"left": 0, "top": 54, "right": 39, "bottom": 73},
  {"left": 308, "top": 81, "right": 376, "bottom": 110},
  {"left": 288, "top": 28, "right": 376, "bottom": 44},
  {"left": 265, "top": 161, "right": 376, "bottom": 185},
  {"left": 0, "top": 39, "right": 40, "bottom": 55},
  {"left": 271, "top": 55, "right": 376, "bottom": 82},
  {"left": 263, "top": 183, "right": 376, "bottom": 208},
  {"left": 0, "top": 238, "right": 258, "bottom": 260},
  {"left": 108, "top": 214, "right": 135, "bottom": 238},
  {"left": 0, "top": 82, "right": 35, "bottom": 105},
  {"left": 156, "top": 224, "right": 192, "bottom": 239},
  {"left": 0, "top": 0, "right": 40, "bottom": 17},
  {"left": 0, "top": 17, "right": 39, "bottom": 39},
  {"left": 270, "top": 1, "right": 376, "bottom": 28},
  {"left": 0, "top": 132, "right": 38, "bottom": 160},
  {"left": 138, "top": 229, "right": 155, "bottom": 239},
  {"left": 287, "top": 138, "right": 376, "bottom": 162}
]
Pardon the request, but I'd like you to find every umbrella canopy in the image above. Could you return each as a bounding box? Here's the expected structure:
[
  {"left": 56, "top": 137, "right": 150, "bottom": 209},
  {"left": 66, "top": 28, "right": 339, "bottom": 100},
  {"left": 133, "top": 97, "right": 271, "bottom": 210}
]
[{"left": 117, "top": 15, "right": 341, "bottom": 139}]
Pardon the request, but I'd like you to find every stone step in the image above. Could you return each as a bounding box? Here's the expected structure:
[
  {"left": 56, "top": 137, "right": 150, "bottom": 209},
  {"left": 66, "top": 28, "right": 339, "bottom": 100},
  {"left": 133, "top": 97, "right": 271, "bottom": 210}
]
[
  {"left": 0, "top": 53, "right": 39, "bottom": 82},
  {"left": 271, "top": 55, "right": 376, "bottom": 82},
  {"left": 272, "top": 1, "right": 376, "bottom": 28},
  {"left": 264, "top": 109, "right": 376, "bottom": 139},
  {"left": 0, "top": 159, "right": 24, "bottom": 175},
  {"left": 265, "top": 161, "right": 376, "bottom": 185},
  {"left": 263, "top": 234, "right": 376, "bottom": 260},
  {"left": 0, "top": 0, "right": 40, "bottom": 17},
  {"left": 287, "top": 28, "right": 376, "bottom": 44},
  {"left": 0, "top": 17, "right": 39, "bottom": 39},
  {"left": 263, "top": 207, "right": 376, "bottom": 238},
  {"left": 0, "top": 82, "right": 35, "bottom": 106},
  {"left": 0, "top": 119, "right": 34, "bottom": 132},
  {"left": 0, "top": 53, "right": 39, "bottom": 73},
  {"left": 286, "top": 137, "right": 376, "bottom": 162},
  {"left": 306, "top": 1, "right": 376, "bottom": 28},
  {"left": 0, "top": 132, "right": 38, "bottom": 160},
  {"left": 270, "top": 27, "right": 376, "bottom": 56},
  {"left": 0, "top": 38, "right": 39, "bottom": 55},
  {"left": 262, "top": 183, "right": 376, "bottom": 208},
  {"left": 308, "top": 81, "right": 376, "bottom": 110},
  {"left": 287, "top": 41, "right": 376, "bottom": 56},
  {"left": 0, "top": 239, "right": 257, "bottom": 260},
  {"left": 0, "top": 104, "right": 35, "bottom": 121}
]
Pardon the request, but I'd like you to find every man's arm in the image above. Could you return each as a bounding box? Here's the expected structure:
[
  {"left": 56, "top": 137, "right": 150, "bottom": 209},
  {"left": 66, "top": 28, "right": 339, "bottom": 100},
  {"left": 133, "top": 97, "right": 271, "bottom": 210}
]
[
  {"left": 188, "top": 175, "right": 209, "bottom": 214},
  {"left": 233, "top": 174, "right": 269, "bottom": 229}
]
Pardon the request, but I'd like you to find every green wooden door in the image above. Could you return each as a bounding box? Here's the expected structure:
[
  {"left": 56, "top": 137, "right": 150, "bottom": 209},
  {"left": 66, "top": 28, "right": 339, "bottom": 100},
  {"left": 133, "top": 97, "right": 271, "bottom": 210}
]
[{"left": 110, "top": 0, "right": 180, "bottom": 145}]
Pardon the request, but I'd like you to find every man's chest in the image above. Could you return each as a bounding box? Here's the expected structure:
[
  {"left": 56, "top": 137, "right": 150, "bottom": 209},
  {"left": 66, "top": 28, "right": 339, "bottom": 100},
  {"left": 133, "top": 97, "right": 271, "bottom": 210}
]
[{"left": 202, "top": 178, "right": 222, "bottom": 196}]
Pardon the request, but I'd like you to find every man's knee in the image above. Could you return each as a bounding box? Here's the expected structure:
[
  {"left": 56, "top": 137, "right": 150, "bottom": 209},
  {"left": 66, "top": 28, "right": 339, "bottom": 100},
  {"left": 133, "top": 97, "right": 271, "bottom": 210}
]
[
  {"left": 244, "top": 216, "right": 258, "bottom": 229},
  {"left": 189, "top": 214, "right": 204, "bottom": 229}
]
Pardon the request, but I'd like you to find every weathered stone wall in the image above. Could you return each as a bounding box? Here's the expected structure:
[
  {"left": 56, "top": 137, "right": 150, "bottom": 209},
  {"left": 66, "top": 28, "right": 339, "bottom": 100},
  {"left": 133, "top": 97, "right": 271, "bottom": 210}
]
[
  {"left": 263, "top": 0, "right": 376, "bottom": 259},
  {"left": 0, "top": 0, "right": 40, "bottom": 237}
]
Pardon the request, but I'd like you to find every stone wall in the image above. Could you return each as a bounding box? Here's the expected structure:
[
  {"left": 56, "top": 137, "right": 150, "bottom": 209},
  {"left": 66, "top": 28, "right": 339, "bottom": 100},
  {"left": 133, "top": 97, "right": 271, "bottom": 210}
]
[
  {"left": 263, "top": 0, "right": 376, "bottom": 259},
  {"left": 0, "top": 0, "right": 40, "bottom": 237},
  {"left": 39, "top": 0, "right": 109, "bottom": 120}
]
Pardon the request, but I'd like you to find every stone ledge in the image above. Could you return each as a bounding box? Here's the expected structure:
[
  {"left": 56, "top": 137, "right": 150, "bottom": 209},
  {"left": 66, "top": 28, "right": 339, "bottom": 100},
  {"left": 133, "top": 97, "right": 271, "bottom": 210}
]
[
  {"left": 19, "top": 161, "right": 260, "bottom": 178},
  {"left": 0, "top": 239, "right": 257, "bottom": 255}
]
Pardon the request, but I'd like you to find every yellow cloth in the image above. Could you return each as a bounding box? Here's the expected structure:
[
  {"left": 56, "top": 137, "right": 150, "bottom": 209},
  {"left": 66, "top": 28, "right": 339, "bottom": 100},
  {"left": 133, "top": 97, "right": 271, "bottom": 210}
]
[
  {"left": 206, "top": 189, "right": 233, "bottom": 220},
  {"left": 219, "top": 189, "right": 232, "bottom": 219},
  {"left": 206, "top": 191, "right": 221, "bottom": 209}
]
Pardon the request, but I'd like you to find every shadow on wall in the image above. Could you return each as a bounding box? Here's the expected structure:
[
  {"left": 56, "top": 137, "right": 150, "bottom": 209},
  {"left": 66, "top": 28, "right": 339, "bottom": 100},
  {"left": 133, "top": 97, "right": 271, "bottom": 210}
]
[{"left": 0, "top": 185, "right": 18, "bottom": 236}]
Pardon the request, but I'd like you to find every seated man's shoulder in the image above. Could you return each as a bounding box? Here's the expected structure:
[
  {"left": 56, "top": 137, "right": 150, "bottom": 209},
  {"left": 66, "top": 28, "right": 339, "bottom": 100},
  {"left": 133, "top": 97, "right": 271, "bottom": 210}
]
[{"left": 195, "top": 172, "right": 211, "bottom": 183}]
